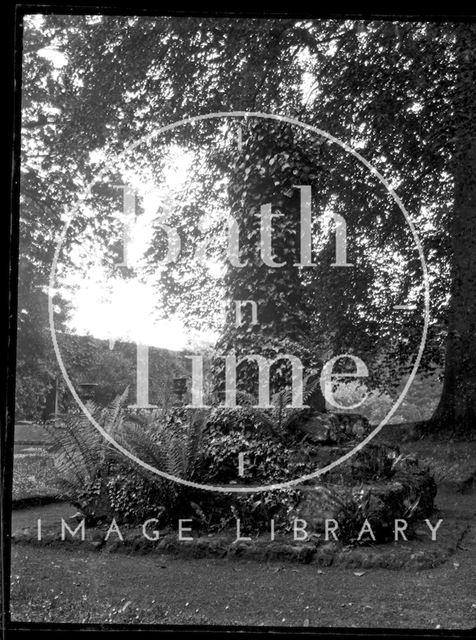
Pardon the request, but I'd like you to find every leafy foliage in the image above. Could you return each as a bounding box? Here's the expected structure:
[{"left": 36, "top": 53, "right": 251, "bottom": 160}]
[
  {"left": 18, "top": 16, "right": 476, "bottom": 435},
  {"left": 235, "top": 375, "right": 321, "bottom": 444},
  {"left": 44, "top": 389, "right": 207, "bottom": 524}
]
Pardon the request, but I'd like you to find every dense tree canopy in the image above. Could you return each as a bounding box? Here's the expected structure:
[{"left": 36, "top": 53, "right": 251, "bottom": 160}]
[{"left": 17, "top": 14, "right": 476, "bottom": 433}]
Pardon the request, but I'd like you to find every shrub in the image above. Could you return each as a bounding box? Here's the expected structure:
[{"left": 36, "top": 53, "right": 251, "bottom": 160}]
[
  {"left": 44, "top": 389, "right": 208, "bottom": 525},
  {"left": 198, "top": 406, "right": 316, "bottom": 533},
  {"left": 202, "top": 406, "right": 319, "bottom": 485}
]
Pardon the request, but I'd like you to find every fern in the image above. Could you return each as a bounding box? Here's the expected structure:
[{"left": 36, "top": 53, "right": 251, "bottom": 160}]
[
  {"left": 99, "top": 385, "right": 130, "bottom": 437},
  {"left": 239, "top": 375, "right": 321, "bottom": 441},
  {"left": 43, "top": 400, "right": 108, "bottom": 495},
  {"left": 45, "top": 389, "right": 208, "bottom": 518}
]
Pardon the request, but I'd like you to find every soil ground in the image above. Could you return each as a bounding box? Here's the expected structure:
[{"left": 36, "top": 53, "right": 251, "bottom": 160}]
[
  {"left": 8, "top": 488, "right": 476, "bottom": 629},
  {"left": 8, "top": 428, "right": 476, "bottom": 629}
]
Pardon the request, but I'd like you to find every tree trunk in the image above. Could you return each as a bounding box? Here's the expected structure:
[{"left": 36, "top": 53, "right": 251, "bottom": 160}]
[
  {"left": 429, "top": 24, "right": 476, "bottom": 436},
  {"left": 212, "top": 120, "right": 326, "bottom": 409}
]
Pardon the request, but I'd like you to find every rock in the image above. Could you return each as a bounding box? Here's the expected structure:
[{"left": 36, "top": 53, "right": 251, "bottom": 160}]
[
  {"left": 291, "top": 441, "right": 398, "bottom": 483},
  {"left": 334, "top": 413, "right": 372, "bottom": 439},
  {"left": 291, "top": 461, "right": 437, "bottom": 543},
  {"left": 297, "top": 412, "right": 372, "bottom": 444},
  {"left": 312, "top": 541, "right": 337, "bottom": 566},
  {"left": 298, "top": 413, "right": 347, "bottom": 444},
  {"left": 292, "top": 485, "right": 345, "bottom": 530},
  {"left": 289, "top": 445, "right": 349, "bottom": 468},
  {"left": 325, "top": 443, "right": 398, "bottom": 483},
  {"left": 263, "top": 543, "right": 315, "bottom": 563}
]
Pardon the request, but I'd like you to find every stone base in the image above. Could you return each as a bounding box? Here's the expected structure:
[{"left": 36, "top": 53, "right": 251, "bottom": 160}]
[
  {"left": 297, "top": 412, "right": 372, "bottom": 444},
  {"left": 12, "top": 517, "right": 468, "bottom": 571},
  {"left": 292, "top": 462, "right": 437, "bottom": 543}
]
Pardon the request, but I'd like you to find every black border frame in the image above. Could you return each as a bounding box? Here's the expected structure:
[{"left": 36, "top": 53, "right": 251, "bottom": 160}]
[{"left": 3, "top": 4, "right": 476, "bottom": 639}]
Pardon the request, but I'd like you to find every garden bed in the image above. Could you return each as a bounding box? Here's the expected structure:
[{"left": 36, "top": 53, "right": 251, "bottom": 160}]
[{"left": 11, "top": 509, "right": 469, "bottom": 571}]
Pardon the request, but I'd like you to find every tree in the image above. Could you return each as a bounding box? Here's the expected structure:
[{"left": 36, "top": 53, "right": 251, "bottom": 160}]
[
  {"left": 211, "top": 118, "right": 326, "bottom": 409},
  {"left": 429, "top": 24, "right": 476, "bottom": 434},
  {"left": 18, "top": 15, "right": 141, "bottom": 417},
  {"left": 17, "top": 20, "right": 74, "bottom": 417},
  {"left": 19, "top": 15, "right": 476, "bottom": 434},
  {"left": 299, "top": 20, "right": 474, "bottom": 434}
]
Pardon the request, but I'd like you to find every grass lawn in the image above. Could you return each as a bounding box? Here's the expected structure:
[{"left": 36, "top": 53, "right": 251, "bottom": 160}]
[
  {"left": 8, "top": 490, "right": 476, "bottom": 629},
  {"left": 8, "top": 435, "right": 476, "bottom": 629},
  {"left": 373, "top": 431, "right": 476, "bottom": 489},
  {"left": 12, "top": 451, "right": 58, "bottom": 503},
  {"left": 9, "top": 531, "right": 476, "bottom": 629},
  {"left": 400, "top": 439, "right": 476, "bottom": 488}
]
